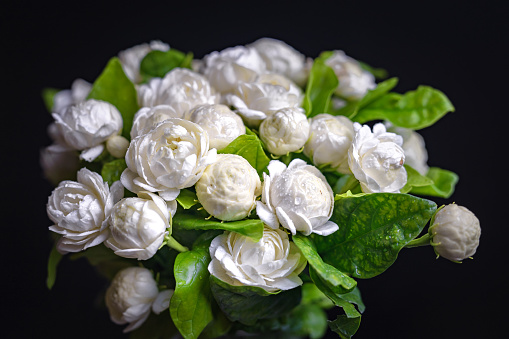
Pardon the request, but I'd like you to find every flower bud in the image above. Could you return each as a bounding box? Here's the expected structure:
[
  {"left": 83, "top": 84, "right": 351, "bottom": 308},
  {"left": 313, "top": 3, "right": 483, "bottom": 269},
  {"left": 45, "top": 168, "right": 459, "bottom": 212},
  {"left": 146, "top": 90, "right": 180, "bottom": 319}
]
[
  {"left": 106, "top": 135, "right": 130, "bottom": 158},
  {"left": 105, "top": 192, "right": 175, "bottom": 260},
  {"left": 105, "top": 267, "right": 159, "bottom": 333},
  {"left": 195, "top": 154, "right": 261, "bottom": 221},
  {"left": 385, "top": 122, "right": 429, "bottom": 175},
  {"left": 303, "top": 114, "right": 354, "bottom": 174},
  {"left": 259, "top": 107, "right": 310, "bottom": 155},
  {"left": 431, "top": 204, "right": 481, "bottom": 262}
]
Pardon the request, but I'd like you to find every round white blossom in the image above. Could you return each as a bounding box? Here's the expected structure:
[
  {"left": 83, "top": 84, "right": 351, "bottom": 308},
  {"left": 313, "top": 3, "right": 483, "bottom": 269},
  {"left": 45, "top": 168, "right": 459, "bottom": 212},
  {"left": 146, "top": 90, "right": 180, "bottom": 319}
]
[
  {"left": 208, "top": 227, "right": 307, "bottom": 292},
  {"left": 152, "top": 289, "right": 174, "bottom": 315},
  {"left": 195, "top": 154, "right": 261, "bottom": 221},
  {"left": 324, "top": 50, "right": 376, "bottom": 100},
  {"left": 200, "top": 45, "right": 266, "bottom": 94},
  {"left": 130, "top": 105, "right": 182, "bottom": 139},
  {"left": 105, "top": 192, "right": 176, "bottom": 260},
  {"left": 256, "top": 159, "right": 338, "bottom": 236},
  {"left": 47, "top": 168, "right": 123, "bottom": 254},
  {"left": 52, "top": 78, "right": 92, "bottom": 114},
  {"left": 105, "top": 267, "right": 159, "bottom": 333},
  {"left": 386, "top": 123, "right": 429, "bottom": 175},
  {"left": 184, "top": 104, "right": 245, "bottom": 150},
  {"left": 137, "top": 68, "right": 220, "bottom": 115},
  {"left": 247, "top": 37, "right": 311, "bottom": 87},
  {"left": 52, "top": 99, "right": 123, "bottom": 161},
  {"left": 304, "top": 114, "right": 355, "bottom": 174},
  {"left": 348, "top": 122, "right": 407, "bottom": 193},
  {"left": 118, "top": 40, "right": 170, "bottom": 84},
  {"left": 121, "top": 118, "right": 216, "bottom": 201},
  {"left": 259, "top": 107, "right": 310, "bottom": 155},
  {"left": 226, "top": 81, "right": 303, "bottom": 128},
  {"left": 254, "top": 73, "right": 303, "bottom": 99},
  {"left": 106, "top": 135, "right": 130, "bottom": 159},
  {"left": 431, "top": 204, "right": 481, "bottom": 262}
]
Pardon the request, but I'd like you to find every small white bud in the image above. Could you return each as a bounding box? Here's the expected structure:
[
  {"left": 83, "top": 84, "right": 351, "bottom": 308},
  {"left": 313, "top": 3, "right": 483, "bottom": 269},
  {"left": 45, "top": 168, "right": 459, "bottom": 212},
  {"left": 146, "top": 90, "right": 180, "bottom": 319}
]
[{"left": 106, "top": 135, "right": 130, "bottom": 158}]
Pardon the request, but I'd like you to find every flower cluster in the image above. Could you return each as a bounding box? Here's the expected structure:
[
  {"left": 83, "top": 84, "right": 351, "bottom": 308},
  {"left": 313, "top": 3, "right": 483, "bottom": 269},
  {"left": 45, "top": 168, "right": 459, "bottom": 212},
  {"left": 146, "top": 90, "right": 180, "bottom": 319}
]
[{"left": 42, "top": 38, "right": 480, "bottom": 338}]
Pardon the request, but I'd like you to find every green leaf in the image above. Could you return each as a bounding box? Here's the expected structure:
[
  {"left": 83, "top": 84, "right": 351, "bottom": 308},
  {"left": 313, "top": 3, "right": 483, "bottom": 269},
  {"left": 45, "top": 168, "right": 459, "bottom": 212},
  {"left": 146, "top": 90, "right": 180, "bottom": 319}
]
[
  {"left": 312, "top": 193, "right": 437, "bottom": 278},
  {"left": 140, "top": 49, "right": 193, "bottom": 80},
  {"left": 286, "top": 304, "right": 328, "bottom": 339},
  {"left": 42, "top": 87, "right": 60, "bottom": 112},
  {"left": 176, "top": 189, "right": 199, "bottom": 209},
  {"left": 358, "top": 61, "right": 388, "bottom": 80},
  {"left": 87, "top": 57, "right": 140, "bottom": 139},
  {"left": 355, "top": 85, "right": 455, "bottom": 130},
  {"left": 209, "top": 275, "right": 301, "bottom": 326},
  {"left": 198, "top": 306, "right": 232, "bottom": 339},
  {"left": 400, "top": 164, "right": 434, "bottom": 194},
  {"left": 334, "top": 77, "right": 399, "bottom": 119},
  {"left": 410, "top": 167, "right": 459, "bottom": 198},
  {"left": 302, "top": 60, "right": 338, "bottom": 117},
  {"left": 300, "top": 283, "right": 334, "bottom": 309},
  {"left": 170, "top": 233, "right": 216, "bottom": 339},
  {"left": 328, "top": 314, "right": 361, "bottom": 339},
  {"left": 218, "top": 134, "right": 270, "bottom": 178},
  {"left": 129, "top": 311, "right": 178, "bottom": 339},
  {"left": 46, "top": 245, "right": 62, "bottom": 290},
  {"left": 173, "top": 212, "right": 264, "bottom": 241},
  {"left": 69, "top": 244, "right": 133, "bottom": 281},
  {"left": 101, "top": 158, "right": 127, "bottom": 186},
  {"left": 338, "top": 287, "right": 365, "bottom": 314},
  {"left": 292, "top": 234, "right": 356, "bottom": 294}
]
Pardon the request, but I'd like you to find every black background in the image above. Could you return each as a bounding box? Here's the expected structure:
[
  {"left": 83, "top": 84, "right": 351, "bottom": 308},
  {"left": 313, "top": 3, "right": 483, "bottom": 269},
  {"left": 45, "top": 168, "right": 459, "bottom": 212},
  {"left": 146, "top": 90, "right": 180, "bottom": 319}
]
[{"left": 2, "top": 0, "right": 507, "bottom": 338}]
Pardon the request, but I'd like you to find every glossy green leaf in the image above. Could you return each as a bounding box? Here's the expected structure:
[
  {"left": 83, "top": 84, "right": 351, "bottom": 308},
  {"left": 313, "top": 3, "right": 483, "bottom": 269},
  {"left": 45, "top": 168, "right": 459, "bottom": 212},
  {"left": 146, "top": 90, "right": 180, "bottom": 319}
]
[
  {"left": 46, "top": 245, "right": 62, "bottom": 290},
  {"left": 292, "top": 234, "right": 356, "bottom": 294},
  {"left": 218, "top": 134, "right": 270, "bottom": 178},
  {"left": 87, "top": 57, "right": 140, "bottom": 139},
  {"left": 140, "top": 49, "right": 193, "bottom": 80},
  {"left": 355, "top": 85, "right": 455, "bottom": 130},
  {"left": 338, "top": 287, "right": 365, "bottom": 314},
  {"left": 303, "top": 60, "right": 338, "bottom": 117},
  {"left": 287, "top": 304, "right": 328, "bottom": 339},
  {"left": 410, "top": 167, "right": 459, "bottom": 198},
  {"left": 300, "top": 283, "right": 334, "bottom": 309},
  {"left": 400, "top": 164, "right": 434, "bottom": 194},
  {"left": 334, "top": 77, "right": 399, "bottom": 119},
  {"left": 358, "top": 61, "right": 389, "bottom": 80},
  {"left": 176, "top": 189, "right": 199, "bottom": 209},
  {"left": 170, "top": 233, "right": 217, "bottom": 339},
  {"left": 42, "top": 87, "right": 60, "bottom": 112},
  {"left": 328, "top": 315, "right": 361, "bottom": 339},
  {"left": 101, "top": 158, "right": 127, "bottom": 186},
  {"left": 312, "top": 193, "right": 437, "bottom": 278},
  {"left": 209, "top": 275, "right": 301, "bottom": 326},
  {"left": 198, "top": 305, "right": 232, "bottom": 339},
  {"left": 173, "top": 212, "right": 263, "bottom": 241}
]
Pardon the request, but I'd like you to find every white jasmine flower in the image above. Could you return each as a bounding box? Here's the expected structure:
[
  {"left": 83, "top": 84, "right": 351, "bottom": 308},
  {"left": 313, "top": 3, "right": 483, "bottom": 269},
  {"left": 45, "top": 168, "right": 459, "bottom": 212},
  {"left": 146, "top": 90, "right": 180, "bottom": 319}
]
[
  {"left": 348, "top": 122, "right": 407, "bottom": 193},
  {"left": 52, "top": 78, "right": 92, "bottom": 114},
  {"left": 259, "top": 107, "right": 310, "bottom": 155},
  {"left": 152, "top": 289, "right": 174, "bottom": 315},
  {"left": 121, "top": 118, "right": 216, "bottom": 201},
  {"left": 254, "top": 73, "right": 303, "bottom": 99},
  {"left": 130, "top": 105, "right": 182, "bottom": 139},
  {"left": 106, "top": 135, "right": 130, "bottom": 159},
  {"left": 431, "top": 204, "right": 481, "bottom": 262},
  {"left": 195, "top": 154, "right": 261, "bottom": 221},
  {"left": 303, "top": 114, "right": 355, "bottom": 174},
  {"left": 208, "top": 227, "right": 307, "bottom": 292},
  {"left": 118, "top": 40, "right": 170, "bottom": 84},
  {"left": 324, "top": 50, "right": 376, "bottom": 100},
  {"left": 52, "top": 99, "right": 123, "bottom": 161},
  {"left": 248, "top": 37, "right": 311, "bottom": 87},
  {"left": 137, "top": 68, "right": 220, "bottom": 115},
  {"left": 47, "top": 168, "right": 123, "bottom": 254},
  {"left": 105, "top": 267, "right": 160, "bottom": 333},
  {"left": 226, "top": 81, "right": 303, "bottom": 128},
  {"left": 184, "top": 104, "right": 245, "bottom": 150},
  {"left": 105, "top": 192, "right": 176, "bottom": 260},
  {"left": 200, "top": 45, "right": 266, "bottom": 94},
  {"left": 385, "top": 123, "right": 429, "bottom": 175},
  {"left": 256, "top": 159, "right": 338, "bottom": 236}
]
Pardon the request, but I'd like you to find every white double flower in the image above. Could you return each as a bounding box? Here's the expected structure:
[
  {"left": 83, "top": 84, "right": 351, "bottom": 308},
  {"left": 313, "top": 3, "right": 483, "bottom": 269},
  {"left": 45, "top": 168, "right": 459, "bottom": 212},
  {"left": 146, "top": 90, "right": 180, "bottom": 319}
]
[
  {"left": 47, "top": 168, "right": 123, "bottom": 254},
  {"left": 256, "top": 159, "right": 338, "bottom": 236},
  {"left": 121, "top": 118, "right": 216, "bottom": 201},
  {"left": 348, "top": 122, "right": 407, "bottom": 193},
  {"left": 208, "top": 227, "right": 307, "bottom": 292}
]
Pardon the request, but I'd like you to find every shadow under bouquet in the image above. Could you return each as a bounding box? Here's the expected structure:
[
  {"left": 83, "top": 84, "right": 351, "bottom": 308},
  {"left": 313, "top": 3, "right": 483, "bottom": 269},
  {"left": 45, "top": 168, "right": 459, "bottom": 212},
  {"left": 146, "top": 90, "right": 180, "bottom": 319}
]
[{"left": 42, "top": 37, "right": 481, "bottom": 338}]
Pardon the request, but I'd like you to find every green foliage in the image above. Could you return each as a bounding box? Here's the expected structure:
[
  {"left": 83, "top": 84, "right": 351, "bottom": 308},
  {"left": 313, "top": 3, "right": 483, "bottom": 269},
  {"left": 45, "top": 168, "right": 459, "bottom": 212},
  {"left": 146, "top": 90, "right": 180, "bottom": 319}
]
[
  {"left": 41, "top": 87, "right": 60, "bottom": 112},
  {"left": 87, "top": 57, "right": 140, "bottom": 139},
  {"left": 312, "top": 193, "right": 436, "bottom": 278},
  {"left": 400, "top": 165, "right": 435, "bottom": 193},
  {"left": 129, "top": 311, "right": 179, "bottom": 339},
  {"left": 218, "top": 134, "right": 270, "bottom": 178},
  {"left": 140, "top": 49, "right": 193, "bottom": 81},
  {"left": 354, "top": 85, "right": 455, "bottom": 130},
  {"left": 101, "top": 158, "right": 127, "bottom": 185},
  {"left": 46, "top": 245, "right": 62, "bottom": 289},
  {"left": 410, "top": 167, "right": 459, "bottom": 198},
  {"left": 328, "top": 315, "right": 361, "bottom": 339},
  {"left": 69, "top": 244, "right": 133, "bottom": 281},
  {"left": 302, "top": 60, "right": 338, "bottom": 117},
  {"left": 176, "top": 188, "right": 199, "bottom": 210}
]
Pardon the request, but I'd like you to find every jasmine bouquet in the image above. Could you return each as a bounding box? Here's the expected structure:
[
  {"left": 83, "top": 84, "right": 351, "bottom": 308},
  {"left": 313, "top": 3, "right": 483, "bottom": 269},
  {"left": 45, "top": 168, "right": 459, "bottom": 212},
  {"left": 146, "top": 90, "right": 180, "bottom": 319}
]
[{"left": 42, "top": 38, "right": 481, "bottom": 338}]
